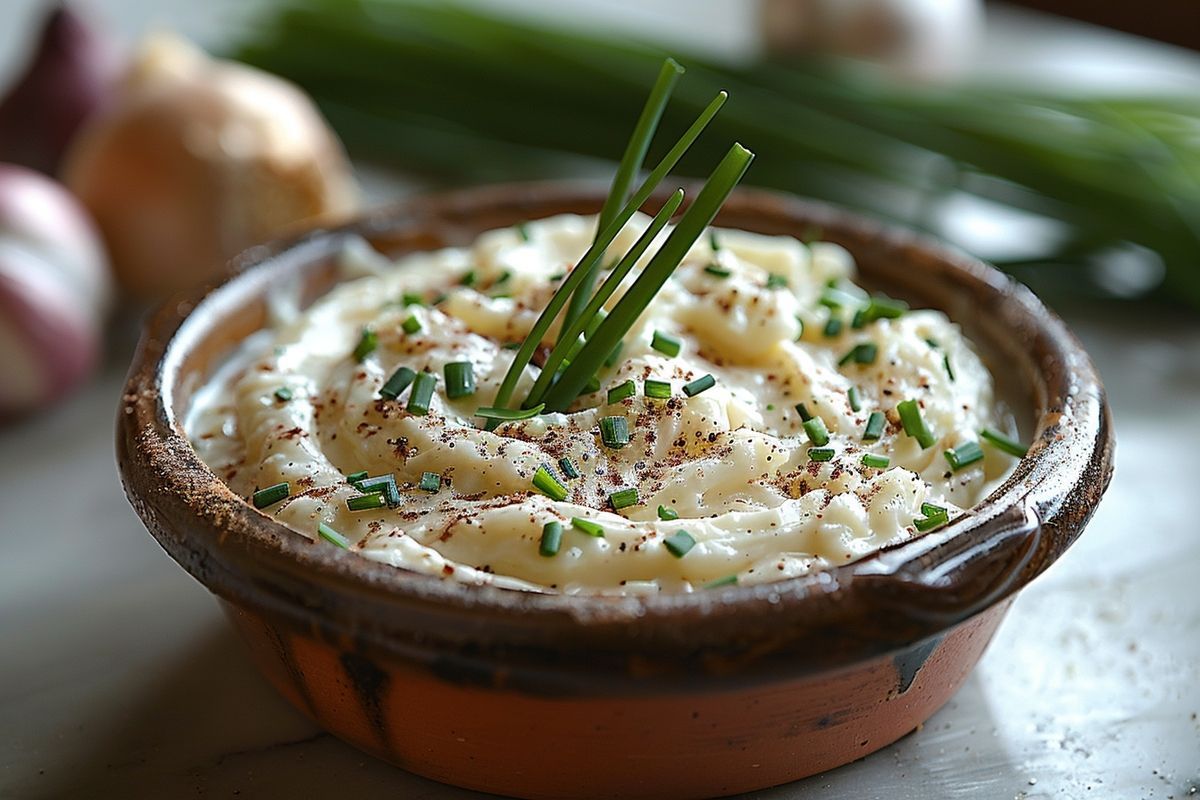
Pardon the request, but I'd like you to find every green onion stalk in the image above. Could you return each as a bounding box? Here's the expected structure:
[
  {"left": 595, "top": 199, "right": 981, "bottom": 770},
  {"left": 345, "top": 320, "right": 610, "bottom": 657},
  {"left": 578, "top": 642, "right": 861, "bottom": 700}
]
[{"left": 235, "top": 0, "right": 1200, "bottom": 310}]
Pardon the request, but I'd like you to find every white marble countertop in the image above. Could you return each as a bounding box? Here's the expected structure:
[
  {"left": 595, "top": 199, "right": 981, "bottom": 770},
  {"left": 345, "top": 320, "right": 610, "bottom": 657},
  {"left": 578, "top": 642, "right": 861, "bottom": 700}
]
[{"left": 2, "top": 2, "right": 1198, "bottom": 798}]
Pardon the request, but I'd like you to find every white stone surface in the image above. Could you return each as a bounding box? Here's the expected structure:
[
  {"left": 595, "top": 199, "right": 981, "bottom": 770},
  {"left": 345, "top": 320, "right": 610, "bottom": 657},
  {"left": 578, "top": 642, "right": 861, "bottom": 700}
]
[{"left": 1, "top": 1, "right": 1198, "bottom": 797}]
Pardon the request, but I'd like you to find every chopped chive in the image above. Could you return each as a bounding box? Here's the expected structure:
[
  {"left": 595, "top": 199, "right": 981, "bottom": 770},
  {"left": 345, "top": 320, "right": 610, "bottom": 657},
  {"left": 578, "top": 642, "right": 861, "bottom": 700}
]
[
  {"left": 709, "top": 230, "right": 721, "bottom": 251},
  {"left": 317, "top": 522, "right": 350, "bottom": 549},
  {"left": 823, "top": 317, "right": 843, "bottom": 337},
  {"left": 515, "top": 223, "right": 531, "bottom": 242},
  {"left": 475, "top": 403, "right": 545, "bottom": 422},
  {"left": 663, "top": 530, "right": 696, "bottom": 558},
  {"left": 347, "top": 493, "right": 386, "bottom": 512},
  {"left": 644, "top": 379, "right": 671, "bottom": 399},
  {"left": 379, "top": 366, "right": 417, "bottom": 400},
  {"left": 558, "top": 457, "right": 580, "bottom": 479},
  {"left": 657, "top": 505, "right": 679, "bottom": 521},
  {"left": 795, "top": 316, "right": 805, "bottom": 340},
  {"left": 682, "top": 374, "right": 715, "bottom": 397},
  {"left": 897, "top": 399, "right": 936, "bottom": 449},
  {"left": 803, "top": 416, "right": 830, "bottom": 446},
  {"left": 818, "top": 286, "right": 860, "bottom": 310},
  {"left": 419, "top": 471, "right": 441, "bottom": 492},
  {"left": 571, "top": 517, "right": 605, "bottom": 537},
  {"left": 839, "top": 343, "right": 878, "bottom": 366},
  {"left": 252, "top": 482, "right": 289, "bottom": 509},
  {"left": 944, "top": 441, "right": 985, "bottom": 471},
  {"left": 980, "top": 428, "right": 1029, "bottom": 457},
  {"left": 549, "top": 272, "right": 566, "bottom": 282},
  {"left": 857, "top": 296, "right": 907, "bottom": 326},
  {"left": 794, "top": 402, "right": 813, "bottom": 422},
  {"left": 651, "top": 330, "right": 682, "bottom": 357},
  {"left": 765, "top": 273, "right": 788, "bottom": 290},
  {"left": 851, "top": 308, "right": 867, "bottom": 329},
  {"left": 352, "top": 327, "right": 377, "bottom": 362},
  {"left": 407, "top": 372, "right": 436, "bottom": 416},
  {"left": 861, "top": 453, "right": 890, "bottom": 469},
  {"left": 444, "top": 362, "right": 476, "bottom": 399},
  {"left": 848, "top": 386, "right": 862, "bottom": 412},
  {"left": 402, "top": 292, "right": 424, "bottom": 307},
  {"left": 401, "top": 314, "right": 422, "bottom": 335},
  {"left": 539, "top": 521, "right": 563, "bottom": 557},
  {"left": 943, "top": 354, "right": 956, "bottom": 382},
  {"left": 914, "top": 503, "right": 949, "bottom": 532},
  {"left": 346, "top": 470, "right": 368, "bottom": 484},
  {"left": 808, "top": 447, "right": 835, "bottom": 462},
  {"left": 703, "top": 574, "right": 738, "bottom": 589},
  {"left": 600, "top": 416, "right": 630, "bottom": 448},
  {"left": 494, "top": 269, "right": 512, "bottom": 287},
  {"left": 532, "top": 466, "right": 568, "bottom": 501},
  {"left": 925, "top": 338, "right": 940, "bottom": 349},
  {"left": 704, "top": 264, "right": 731, "bottom": 278},
  {"left": 459, "top": 270, "right": 477, "bottom": 287},
  {"left": 609, "top": 487, "right": 639, "bottom": 510},
  {"left": 607, "top": 379, "right": 636, "bottom": 404},
  {"left": 273, "top": 387, "right": 293, "bottom": 402},
  {"left": 863, "top": 411, "right": 886, "bottom": 441},
  {"left": 356, "top": 474, "right": 401, "bottom": 506}
]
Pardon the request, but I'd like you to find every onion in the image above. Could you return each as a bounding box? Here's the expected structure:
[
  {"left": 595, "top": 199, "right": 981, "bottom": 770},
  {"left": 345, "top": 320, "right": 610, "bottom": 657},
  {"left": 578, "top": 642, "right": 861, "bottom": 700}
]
[
  {"left": 0, "top": 4, "right": 117, "bottom": 174},
  {"left": 761, "top": 0, "right": 985, "bottom": 80},
  {"left": 63, "top": 34, "right": 359, "bottom": 301},
  {"left": 0, "top": 163, "right": 111, "bottom": 417}
]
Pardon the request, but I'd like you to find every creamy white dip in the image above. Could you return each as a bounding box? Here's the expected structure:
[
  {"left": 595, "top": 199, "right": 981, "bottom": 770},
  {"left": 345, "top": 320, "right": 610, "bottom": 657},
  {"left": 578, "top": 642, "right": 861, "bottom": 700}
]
[{"left": 187, "top": 214, "right": 1017, "bottom": 594}]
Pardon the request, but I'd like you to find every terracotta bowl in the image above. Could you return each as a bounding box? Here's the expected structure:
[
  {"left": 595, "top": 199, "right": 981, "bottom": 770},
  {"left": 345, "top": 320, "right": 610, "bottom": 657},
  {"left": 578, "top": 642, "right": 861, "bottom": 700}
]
[{"left": 118, "top": 184, "right": 1114, "bottom": 799}]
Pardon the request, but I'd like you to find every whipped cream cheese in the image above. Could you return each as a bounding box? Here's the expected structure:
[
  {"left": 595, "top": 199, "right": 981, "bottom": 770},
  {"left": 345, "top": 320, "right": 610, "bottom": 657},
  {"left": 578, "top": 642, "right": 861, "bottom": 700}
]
[{"left": 187, "top": 213, "right": 1017, "bottom": 594}]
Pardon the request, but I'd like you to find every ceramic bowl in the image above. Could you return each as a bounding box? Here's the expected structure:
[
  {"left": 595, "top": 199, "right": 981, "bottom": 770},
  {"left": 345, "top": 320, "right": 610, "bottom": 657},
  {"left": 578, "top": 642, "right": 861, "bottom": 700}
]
[{"left": 118, "top": 184, "right": 1114, "bottom": 799}]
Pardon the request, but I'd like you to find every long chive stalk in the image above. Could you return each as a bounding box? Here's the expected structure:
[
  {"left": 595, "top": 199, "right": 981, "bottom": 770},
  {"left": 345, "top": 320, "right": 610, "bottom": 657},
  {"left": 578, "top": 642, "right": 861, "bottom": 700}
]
[
  {"left": 560, "top": 58, "right": 682, "bottom": 339},
  {"left": 490, "top": 91, "right": 728, "bottom": 411},
  {"left": 524, "top": 189, "right": 684, "bottom": 407},
  {"left": 542, "top": 143, "right": 755, "bottom": 411}
]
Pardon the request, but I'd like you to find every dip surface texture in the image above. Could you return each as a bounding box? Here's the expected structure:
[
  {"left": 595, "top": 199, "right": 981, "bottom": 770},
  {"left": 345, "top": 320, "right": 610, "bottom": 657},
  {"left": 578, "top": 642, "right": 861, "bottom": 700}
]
[{"left": 187, "top": 214, "right": 1015, "bottom": 594}]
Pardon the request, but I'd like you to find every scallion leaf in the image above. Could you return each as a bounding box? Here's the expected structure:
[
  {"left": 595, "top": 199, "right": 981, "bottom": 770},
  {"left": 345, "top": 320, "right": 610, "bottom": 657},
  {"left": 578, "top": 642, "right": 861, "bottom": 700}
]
[
  {"left": 794, "top": 402, "right": 813, "bottom": 422},
  {"left": 539, "top": 521, "right": 563, "bottom": 556},
  {"left": 861, "top": 453, "right": 890, "bottom": 469},
  {"left": 863, "top": 411, "right": 886, "bottom": 441},
  {"left": 558, "top": 457, "right": 580, "bottom": 479},
  {"left": 402, "top": 314, "right": 422, "bottom": 335},
  {"left": 252, "top": 482, "right": 289, "bottom": 509},
  {"left": 823, "top": 317, "right": 843, "bottom": 337},
  {"left": 803, "top": 416, "right": 830, "bottom": 446},
  {"left": 406, "top": 371, "right": 436, "bottom": 416},
  {"left": 897, "top": 399, "right": 936, "bottom": 448},
  {"left": 474, "top": 403, "right": 545, "bottom": 422},
  {"left": 444, "top": 361, "right": 476, "bottom": 399},
  {"left": 682, "top": 374, "right": 715, "bottom": 397},
  {"left": 980, "top": 427, "right": 1029, "bottom": 457},
  {"left": 663, "top": 530, "right": 696, "bottom": 558},
  {"left": 356, "top": 474, "right": 401, "bottom": 506},
  {"left": 848, "top": 386, "right": 861, "bottom": 412}
]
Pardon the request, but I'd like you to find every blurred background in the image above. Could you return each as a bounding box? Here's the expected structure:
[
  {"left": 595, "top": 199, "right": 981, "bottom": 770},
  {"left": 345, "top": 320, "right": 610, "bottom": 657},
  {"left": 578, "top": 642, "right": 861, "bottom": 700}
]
[{"left": 1, "top": 1, "right": 1197, "bottom": 798}]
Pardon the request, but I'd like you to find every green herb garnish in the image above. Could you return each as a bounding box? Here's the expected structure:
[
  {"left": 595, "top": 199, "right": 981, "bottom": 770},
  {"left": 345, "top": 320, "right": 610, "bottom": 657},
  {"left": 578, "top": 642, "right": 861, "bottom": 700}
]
[
  {"left": 474, "top": 403, "right": 546, "bottom": 422},
  {"left": 356, "top": 474, "right": 401, "bottom": 506},
  {"left": 346, "top": 470, "right": 368, "bottom": 484},
  {"left": 651, "top": 330, "right": 682, "bottom": 357},
  {"left": 401, "top": 314, "right": 422, "bottom": 335},
  {"left": 944, "top": 441, "right": 984, "bottom": 471},
  {"left": 532, "top": 465, "right": 568, "bottom": 501},
  {"left": 808, "top": 447, "right": 835, "bottom": 462},
  {"left": 704, "top": 574, "right": 738, "bottom": 589},
  {"left": 273, "top": 387, "right": 293, "bottom": 402},
  {"left": 644, "top": 379, "right": 671, "bottom": 399},
  {"left": 600, "top": 415, "right": 630, "bottom": 448},
  {"left": 803, "top": 416, "right": 830, "bottom": 446},
  {"left": 402, "top": 292, "right": 424, "bottom": 307},
  {"left": 848, "top": 386, "right": 862, "bottom": 412},
  {"left": 406, "top": 371, "right": 436, "bottom": 416},
  {"left": 861, "top": 453, "right": 890, "bottom": 469},
  {"left": 663, "top": 530, "right": 696, "bottom": 558},
  {"left": 252, "top": 482, "right": 289, "bottom": 509},
  {"left": 539, "top": 521, "right": 563, "bottom": 556},
  {"left": 839, "top": 343, "right": 878, "bottom": 366},
  {"left": 765, "top": 273, "right": 788, "bottom": 290},
  {"left": 863, "top": 411, "right": 886, "bottom": 441},
  {"left": 571, "top": 517, "right": 605, "bottom": 537},
  {"left": 558, "top": 457, "right": 580, "bottom": 479},
  {"left": 823, "top": 317, "right": 843, "bottom": 337},
  {"left": 682, "top": 374, "right": 715, "bottom": 397},
  {"left": 704, "top": 264, "right": 731, "bottom": 278},
  {"left": 607, "top": 379, "right": 636, "bottom": 404},
  {"left": 914, "top": 503, "right": 949, "bottom": 532},
  {"left": 980, "top": 427, "right": 1029, "bottom": 457},
  {"left": 352, "top": 327, "right": 377, "bottom": 362},
  {"left": 444, "top": 362, "right": 476, "bottom": 399},
  {"left": 897, "top": 399, "right": 935, "bottom": 449},
  {"left": 347, "top": 493, "right": 386, "bottom": 512},
  {"left": 609, "top": 487, "right": 639, "bottom": 510},
  {"left": 317, "top": 522, "right": 350, "bottom": 549},
  {"left": 657, "top": 505, "right": 679, "bottom": 521},
  {"left": 380, "top": 366, "right": 417, "bottom": 400},
  {"left": 794, "top": 402, "right": 813, "bottom": 422}
]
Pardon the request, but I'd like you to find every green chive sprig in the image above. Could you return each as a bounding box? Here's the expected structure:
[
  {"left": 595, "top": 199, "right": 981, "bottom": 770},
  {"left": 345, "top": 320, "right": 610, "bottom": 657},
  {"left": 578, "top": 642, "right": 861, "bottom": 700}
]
[
  {"left": 657, "top": 505, "right": 679, "bottom": 521},
  {"left": 539, "top": 521, "right": 563, "bottom": 556},
  {"left": 252, "top": 482, "right": 289, "bottom": 509},
  {"left": 897, "top": 399, "right": 936, "bottom": 448},
  {"left": 532, "top": 465, "right": 568, "bottom": 501},
  {"left": 651, "top": 330, "right": 681, "bottom": 357},
  {"left": 682, "top": 374, "right": 715, "bottom": 397},
  {"left": 380, "top": 366, "right": 416, "bottom": 400},
  {"left": 944, "top": 441, "right": 984, "bottom": 471},
  {"left": 863, "top": 411, "right": 886, "bottom": 441},
  {"left": 600, "top": 416, "right": 630, "bottom": 448},
  {"left": 352, "top": 328, "right": 377, "bottom": 362},
  {"left": 444, "top": 362, "right": 476, "bottom": 399},
  {"left": 981, "top": 428, "right": 1029, "bottom": 457},
  {"left": 347, "top": 493, "right": 386, "bottom": 512},
  {"left": 609, "top": 487, "right": 639, "bottom": 510},
  {"left": 803, "top": 416, "right": 830, "bottom": 446},
  {"left": 607, "top": 379, "right": 636, "bottom": 404},
  {"left": 644, "top": 379, "right": 671, "bottom": 399},
  {"left": 475, "top": 403, "right": 545, "bottom": 422},
  {"left": 407, "top": 371, "right": 436, "bottom": 415},
  {"left": 318, "top": 522, "right": 350, "bottom": 549},
  {"left": 572, "top": 517, "right": 605, "bottom": 537},
  {"left": 663, "top": 530, "right": 696, "bottom": 558}
]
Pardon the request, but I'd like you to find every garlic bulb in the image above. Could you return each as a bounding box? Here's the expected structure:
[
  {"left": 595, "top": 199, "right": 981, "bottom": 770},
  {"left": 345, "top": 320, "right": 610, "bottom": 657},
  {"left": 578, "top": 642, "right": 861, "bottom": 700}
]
[{"left": 63, "top": 34, "right": 359, "bottom": 300}]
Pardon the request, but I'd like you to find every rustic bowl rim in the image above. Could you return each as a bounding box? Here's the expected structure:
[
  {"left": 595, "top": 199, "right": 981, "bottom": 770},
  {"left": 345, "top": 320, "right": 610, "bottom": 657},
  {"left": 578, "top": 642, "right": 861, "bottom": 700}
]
[{"left": 117, "top": 182, "right": 1114, "bottom": 680}]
